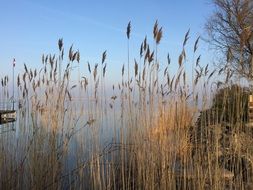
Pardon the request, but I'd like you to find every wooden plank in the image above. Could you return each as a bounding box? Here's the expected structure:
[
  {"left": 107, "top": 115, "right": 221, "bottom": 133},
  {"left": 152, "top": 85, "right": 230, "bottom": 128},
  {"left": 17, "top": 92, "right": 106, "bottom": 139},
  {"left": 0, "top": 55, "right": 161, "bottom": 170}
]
[
  {"left": 0, "top": 118, "right": 16, "bottom": 125},
  {"left": 0, "top": 110, "right": 16, "bottom": 114},
  {"left": 249, "top": 95, "right": 253, "bottom": 103}
]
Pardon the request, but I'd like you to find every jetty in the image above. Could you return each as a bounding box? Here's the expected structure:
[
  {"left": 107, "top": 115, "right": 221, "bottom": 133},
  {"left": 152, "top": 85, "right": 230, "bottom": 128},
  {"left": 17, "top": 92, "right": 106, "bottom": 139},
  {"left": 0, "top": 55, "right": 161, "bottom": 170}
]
[
  {"left": 0, "top": 110, "right": 16, "bottom": 125},
  {"left": 246, "top": 94, "right": 253, "bottom": 127}
]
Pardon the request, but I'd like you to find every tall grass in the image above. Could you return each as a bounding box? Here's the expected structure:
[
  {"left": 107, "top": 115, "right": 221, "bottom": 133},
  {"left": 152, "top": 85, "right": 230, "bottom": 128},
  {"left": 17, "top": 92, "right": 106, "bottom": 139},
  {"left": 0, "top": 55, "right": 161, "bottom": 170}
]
[{"left": 0, "top": 21, "right": 252, "bottom": 189}]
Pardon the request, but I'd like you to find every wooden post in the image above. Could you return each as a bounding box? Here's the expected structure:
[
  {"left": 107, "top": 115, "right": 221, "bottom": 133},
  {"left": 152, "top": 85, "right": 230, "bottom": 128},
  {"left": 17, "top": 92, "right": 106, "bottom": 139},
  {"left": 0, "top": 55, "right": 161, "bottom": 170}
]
[
  {"left": 12, "top": 58, "right": 15, "bottom": 110},
  {"left": 248, "top": 94, "right": 253, "bottom": 125}
]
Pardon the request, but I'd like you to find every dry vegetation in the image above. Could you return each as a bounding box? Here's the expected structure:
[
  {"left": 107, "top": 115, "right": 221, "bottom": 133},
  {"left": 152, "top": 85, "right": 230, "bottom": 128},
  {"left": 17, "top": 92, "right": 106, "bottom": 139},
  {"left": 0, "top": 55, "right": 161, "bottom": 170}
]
[{"left": 0, "top": 21, "right": 253, "bottom": 190}]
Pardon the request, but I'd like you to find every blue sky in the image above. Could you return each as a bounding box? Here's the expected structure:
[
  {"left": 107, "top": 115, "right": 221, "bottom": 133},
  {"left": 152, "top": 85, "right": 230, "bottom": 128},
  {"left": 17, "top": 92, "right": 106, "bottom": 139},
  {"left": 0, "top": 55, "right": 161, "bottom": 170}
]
[{"left": 0, "top": 0, "right": 214, "bottom": 84}]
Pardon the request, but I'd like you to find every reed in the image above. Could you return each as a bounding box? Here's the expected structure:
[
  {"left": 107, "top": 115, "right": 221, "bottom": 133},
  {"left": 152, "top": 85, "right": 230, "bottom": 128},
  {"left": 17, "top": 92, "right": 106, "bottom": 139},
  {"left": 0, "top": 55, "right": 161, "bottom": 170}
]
[{"left": 0, "top": 21, "right": 252, "bottom": 190}]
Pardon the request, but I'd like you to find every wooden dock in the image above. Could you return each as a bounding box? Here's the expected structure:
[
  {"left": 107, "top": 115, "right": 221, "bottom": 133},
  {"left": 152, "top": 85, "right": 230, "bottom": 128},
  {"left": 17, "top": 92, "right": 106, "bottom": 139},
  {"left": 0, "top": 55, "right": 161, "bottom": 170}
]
[{"left": 0, "top": 110, "right": 16, "bottom": 125}]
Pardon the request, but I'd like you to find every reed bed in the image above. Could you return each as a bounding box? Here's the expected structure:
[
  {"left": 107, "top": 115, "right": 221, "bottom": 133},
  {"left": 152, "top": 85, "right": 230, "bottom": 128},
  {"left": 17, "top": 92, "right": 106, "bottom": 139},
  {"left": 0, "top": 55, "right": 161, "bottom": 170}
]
[{"left": 0, "top": 21, "right": 252, "bottom": 190}]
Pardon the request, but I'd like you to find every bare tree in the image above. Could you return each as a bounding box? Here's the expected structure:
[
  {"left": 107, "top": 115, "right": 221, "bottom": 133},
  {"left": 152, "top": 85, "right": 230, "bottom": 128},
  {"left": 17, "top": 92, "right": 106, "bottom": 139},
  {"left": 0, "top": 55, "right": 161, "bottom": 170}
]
[{"left": 206, "top": 0, "right": 253, "bottom": 79}]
